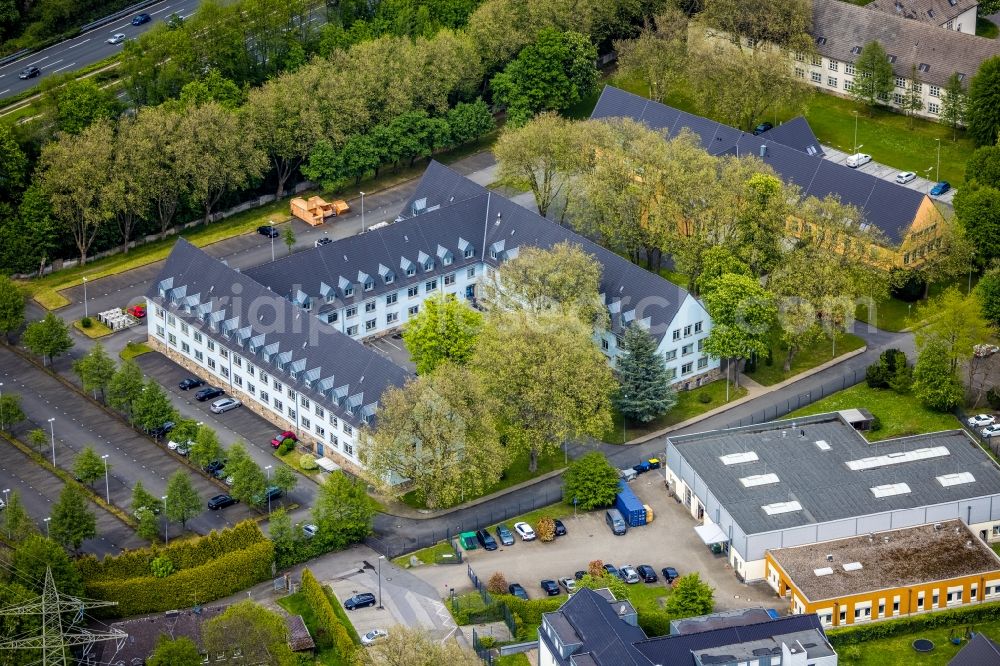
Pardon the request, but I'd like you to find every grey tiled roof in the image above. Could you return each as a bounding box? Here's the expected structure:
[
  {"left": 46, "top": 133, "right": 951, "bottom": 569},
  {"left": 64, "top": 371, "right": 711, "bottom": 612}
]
[
  {"left": 757, "top": 116, "right": 825, "bottom": 157},
  {"left": 540, "top": 588, "right": 649, "bottom": 666},
  {"left": 590, "top": 85, "right": 927, "bottom": 245},
  {"left": 669, "top": 412, "right": 1000, "bottom": 536},
  {"left": 813, "top": 0, "right": 1000, "bottom": 88},
  {"left": 868, "top": 0, "right": 979, "bottom": 26},
  {"left": 949, "top": 632, "right": 1000, "bottom": 666},
  {"left": 147, "top": 238, "right": 411, "bottom": 428}
]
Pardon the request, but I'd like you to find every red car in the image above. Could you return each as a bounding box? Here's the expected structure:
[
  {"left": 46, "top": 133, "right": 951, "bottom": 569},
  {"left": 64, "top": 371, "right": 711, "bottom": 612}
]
[
  {"left": 127, "top": 304, "right": 146, "bottom": 318},
  {"left": 270, "top": 431, "right": 297, "bottom": 448}
]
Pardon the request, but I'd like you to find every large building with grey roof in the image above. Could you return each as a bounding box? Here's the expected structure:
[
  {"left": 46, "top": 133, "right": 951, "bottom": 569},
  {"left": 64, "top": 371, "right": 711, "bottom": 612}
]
[
  {"left": 867, "top": 0, "right": 980, "bottom": 35},
  {"left": 663, "top": 411, "right": 1000, "bottom": 582},
  {"left": 146, "top": 163, "right": 717, "bottom": 473}
]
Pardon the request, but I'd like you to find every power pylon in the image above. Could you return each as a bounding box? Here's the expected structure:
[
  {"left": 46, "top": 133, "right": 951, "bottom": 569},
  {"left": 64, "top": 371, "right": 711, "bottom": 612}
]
[{"left": 0, "top": 567, "right": 126, "bottom": 665}]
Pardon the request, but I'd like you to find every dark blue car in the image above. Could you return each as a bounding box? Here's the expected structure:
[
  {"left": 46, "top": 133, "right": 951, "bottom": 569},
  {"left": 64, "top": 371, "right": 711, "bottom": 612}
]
[
  {"left": 476, "top": 529, "right": 498, "bottom": 551},
  {"left": 132, "top": 13, "right": 151, "bottom": 25},
  {"left": 930, "top": 181, "right": 950, "bottom": 196}
]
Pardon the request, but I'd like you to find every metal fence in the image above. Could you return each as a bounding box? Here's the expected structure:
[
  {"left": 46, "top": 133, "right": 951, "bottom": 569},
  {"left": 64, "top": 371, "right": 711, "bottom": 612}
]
[{"left": 723, "top": 368, "right": 865, "bottom": 429}]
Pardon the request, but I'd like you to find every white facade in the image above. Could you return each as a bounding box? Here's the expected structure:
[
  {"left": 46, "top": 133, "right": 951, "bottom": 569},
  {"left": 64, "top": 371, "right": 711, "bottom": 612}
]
[{"left": 948, "top": 5, "right": 978, "bottom": 34}]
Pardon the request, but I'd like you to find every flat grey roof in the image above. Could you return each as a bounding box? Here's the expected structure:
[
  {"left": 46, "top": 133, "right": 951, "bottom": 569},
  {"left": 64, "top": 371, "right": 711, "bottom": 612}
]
[
  {"left": 769, "top": 519, "right": 1000, "bottom": 602},
  {"left": 669, "top": 412, "right": 1000, "bottom": 535}
]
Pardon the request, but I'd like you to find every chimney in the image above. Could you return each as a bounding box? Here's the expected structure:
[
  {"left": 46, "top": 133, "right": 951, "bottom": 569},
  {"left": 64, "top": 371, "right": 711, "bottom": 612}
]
[{"left": 760, "top": 145, "right": 767, "bottom": 157}]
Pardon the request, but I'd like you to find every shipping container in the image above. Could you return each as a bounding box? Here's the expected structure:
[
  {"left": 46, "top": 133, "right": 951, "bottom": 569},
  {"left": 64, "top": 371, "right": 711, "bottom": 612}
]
[{"left": 615, "top": 480, "right": 647, "bottom": 527}]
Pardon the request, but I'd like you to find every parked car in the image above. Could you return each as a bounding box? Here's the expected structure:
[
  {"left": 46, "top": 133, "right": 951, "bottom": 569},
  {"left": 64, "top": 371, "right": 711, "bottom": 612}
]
[
  {"left": 178, "top": 377, "right": 205, "bottom": 390},
  {"left": 167, "top": 438, "right": 192, "bottom": 451},
  {"left": 930, "top": 181, "right": 951, "bottom": 196},
  {"left": 344, "top": 593, "right": 376, "bottom": 610},
  {"left": 983, "top": 425, "right": 1000, "bottom": 438},
  {"left": 846, "top": 153, "right": 872, "bottom": 168},
  {"left": 968, "top": 414, "right": 996, "bottom": 428},
  {"left": 602, "top": 564, "right": 619, "bottom": 578},
  {"left": 147, "top": 421, "right": 175, "bottom": 439},
  {"left": 315, "top": 237, "right": 333, "bottom": 247},
  {"left": 495, "top": 524, "right": 515, "bottom": 546},
  {"left": 636, "top": 565, "right": 659, "bottom": 583},
  {"left": 270, "top": 430, "right": 298, "bottom": 448},
  {"left": 476, "top": 528, "right": 498, "bottom": 551},
  {"left": 257, "top": 224, "right": 280, "bottom": 238},
  {"left": 207, "top": 494, "right": 237, "bottom": 510},
  {"left": 514, "top": 521, "right": 536, "bottom": 541},
  {"left": 210, "top": 397, "right": 242, "bottom": 413},
  {"left": 558, "top": 577, "right": 577, "bottom": 593},
  {"left": 18, "top": 66, "right": 40, "bottom": 79},
  {"left": 133, "top": 504, "right": 160, "bottom": 518},
  {"left": 752, "top": 122, "right": 773, "bottom": 135},
  {"left": 553, "top": 519, "right": 567, "bottom": 536},
  {"left": 302, "top": 523, "right": 319, "bottom": 538},
  {"left": 361, "top": 628, "right": 388, "bottom": 646},
  {"left": 574, "top": 570, "right": 587, "bottom": 580},
  {"left": 895, "top": 171, "right": 916, "bottom": 184},
  {"left": 132, "top": 12, "right": 151, "bottom": 24},
  {"left": 253, "top": 486, "right": 283, "bottom": 505},
  {"left": 204, "top": 459, "right": 226, "bottom": 474},
  {"left": 175, "top": 441, "right": 191, "bottom": 456},
  {"left": 127, "top": 304, "right": 146, "bottom": 318},
  {"left": 540, "top": 580, "right": 560, "bottom": 596},
  {"left": 195, "top": 386, "right": 224, "bottom": 402},
  {"left": 619, "top": 565, "right": 640, "bottom": 584},
  {"left": 662, "top": 567, "right": 679, "bottom": 583},
  {"left": 508, "top": 583, "right": 528, "bottom": 600},
  {"left": 106, "top": 33, "right": 126, "bottom": 44}
]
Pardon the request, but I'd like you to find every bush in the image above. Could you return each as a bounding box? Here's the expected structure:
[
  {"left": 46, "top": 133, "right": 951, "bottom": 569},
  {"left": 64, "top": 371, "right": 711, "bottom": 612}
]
[
  {"left": 278, "top": 438, "right": 295, "bottom": 455},
  {"left": 300, "top": 569, "right": 360, "bottom": 663},
  {"left": 497, "top": 594, "right": 564, "bottom": 640},
  {"left": 478, "top": 635, "right": 496, "bottom": 649},
  {"left": 150, "top": 556, "right": 174, "bottom": 578},
  {"left": 587, "top": 560, "right": 604, "bottom": 578},
  {"left": 562, "top": 451, "right": 619, "bottom": 511},
  {"left": 536, "top": 517, "right": 556, "bottom": 542},
  {"left": 827, "top": 601, "right": 1000, "bottom": 646},
  {"left": 487, "top": 571, "right": 508, "bottom": 595},
  {"left": 870, "top": 415, "right": 882, "bottom": 432},
  {"left": 988, "top": 387, "right": 1000, "bottom": 410},
  {"left": 80, "top": 317, "right": 92, "bottom": 328},
  {"left": 300, "top": 454, "right": 318, "bottom": 470},
  {"left": 697, "top": 392, "right": 712, "bottom": 404}
]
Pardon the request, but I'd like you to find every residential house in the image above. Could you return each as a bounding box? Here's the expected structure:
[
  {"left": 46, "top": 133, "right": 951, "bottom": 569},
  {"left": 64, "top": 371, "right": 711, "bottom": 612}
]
[{"left": 868, "top": 0, "right": 979, "bottom": 35}]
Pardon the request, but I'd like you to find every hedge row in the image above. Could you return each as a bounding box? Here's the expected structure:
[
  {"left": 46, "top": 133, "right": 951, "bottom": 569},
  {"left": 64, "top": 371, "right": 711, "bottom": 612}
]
[
  {"left": 496, "top": 594, "right": 565, "bottom": 641},
  {"left": 827, "top": 601, "right": 1000, "bottom": 646},
  {"left": 84, "top": 540, "right": 275, "bottom": 616},
  {"left": 78, "top": 521, "right": 267, "bottom": 581},
  {"left": 300, "top": 569, "right": 360, "bottom": 664}
]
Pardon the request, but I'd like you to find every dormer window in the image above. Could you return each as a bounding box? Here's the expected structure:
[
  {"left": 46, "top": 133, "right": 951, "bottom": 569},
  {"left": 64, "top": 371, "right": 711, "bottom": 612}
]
[
  {"left": 344, "top": 286, "right": 354, "bottom": 298},
  {"left": 364, "top": 279, "right": 374, "bottom": 292},
  {"left": 385, "top": 274, "right": 394, "bottom": 284},
  {"left": 490, "top": 248, "right": 498, "bottom": 259},
  {"left": 424, "top": 260, "right": 434, "bottom": 272},
  {"left": 406, "top": 266, "right": 415, "bottom": 277},
  {"left": 443, "top": 256, "right": 452, "bottom": 266},
  {"left": 464, "top": 248, "right": 474, "bottom": 259}
]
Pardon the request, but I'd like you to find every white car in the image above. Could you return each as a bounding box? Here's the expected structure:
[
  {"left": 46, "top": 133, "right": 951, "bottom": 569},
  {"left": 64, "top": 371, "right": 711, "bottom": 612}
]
[
  {"left": 361, "top": 629, "right": 388, "bottom": 646},
  {"left": 983, "top": 425, "right": 1000, "bottom": 438},
  {"left": 968, "top": 414, "right": 996, "bottom": 428},
  {"left": 558, "top": 577, "right": 576, "bottom": 593},
  {"left": 619, "top": 565, "right": 641, "bottom": 584},
  {"left": 106, "top": 33, "right": 126, "bottom": 44},
  {"left": 210, "top": 397, "right": 242, "bottom": 413},
  {"left": 513, "top": 521, "right": 536, "bottom": 541},
  {"left": 302, "top": 523, "right": 319, "bottom": 538},
  {"left": 846, "top": 153, "right": 872, "bottom": 168},
  {"left": 895, "top": 171, "right": 916, "bottom": 184}
]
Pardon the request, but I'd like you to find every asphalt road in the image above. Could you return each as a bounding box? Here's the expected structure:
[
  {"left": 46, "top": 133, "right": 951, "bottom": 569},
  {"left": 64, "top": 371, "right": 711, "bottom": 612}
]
[{"left": 0, "top": 0, "right": 201, "bottom": 100}]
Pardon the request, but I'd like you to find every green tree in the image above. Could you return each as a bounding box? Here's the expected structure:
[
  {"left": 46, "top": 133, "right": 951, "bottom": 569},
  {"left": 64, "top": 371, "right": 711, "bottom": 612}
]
[
  {"left": 271, "top": 464, "right": 298, "bottom": 497},
  {"left": 40, "top": 78, "right": 124, "bottom": 135},
  {"left": 72, "top": 343, "right": 116, "bottom": 402},
  {"left": 169, "top": 417, "right": 200, "bottom": 446},
  {"left": 0, "top": 274, "right": 25, "bottom": 342},
  {"left": 179, "top": 69, "right": 245, "bottom": 109},
  {"left": 283, "top": 225, "right": 296, "bottom": 255},
  {"left": 576, "top": 572, "right": 628, "bottom": 600},
  {"left": 137, "top": 506, "right": 160, "bottom": 542},
  {"left": 614, "top": 7, "right": 688, "bottom": 104},
  {"left": 72, "top": 446, "right": 106, "bottom": 487},
  {"left": 471, "top": 310, "right": 615, "bottom": 472},
  {"left": 107, "top": 360, "right": 145, "bottom": 421},
  {"left": 664, "top": 573, "right": 715, "bottom": 618},
  {"left": 617, "top": 325, "right": 676, "bottom": 423},
  {"left": 363, "top": 626, "right": 480, "bottom": 665},
  {"left": 148, "top": 636, "right": 202, "bottom": 666},
  {"left": 913, "top": 338, "right": 964, "bottom": 411},
  {"left": 955, "top": 185, "right": 1000, "bottom": 266},
  {"left": 165, "top": 471, "right": 202, "bottom": 529},
  {"left": 131, "top": 480, "right": 160, "bottom": 517},
  {"left": 21, "top": 313, "right": 73, "bottom": 365},
  {"left": 402, "top": 292, "right": 483, "bottom": 374},
  {"left": 0, "top": 124, "right": 26, "bottom": 200},
  {"left": 562, "top": 452, "right": 620, "bottom": 510},
  {"left": 967, "top": 55, "right": 1000, "bottom": 146},
  {"left": 202, "top": 600, "right": 296, "bottom": 665},
  {"left": 311, "top": 472, "right": 375, "bottom": 550},
  {"left": 850, "top": 41, "right": 894, "bottom": 112},
  {"left": 490, "top": 29, "right": 598, "bottom": 126},
  {"left": 967, "top": 146, "right": 1000, "bottom": 190},
  {"left": 445, "top": 99, "right": 495, "bottom": 147},
  {"left": 695, "top": 247, "right": 752, "bottom": 298},
  {"left": 976, "top": 267, "right": 1000, "bottom": 328},
  {"left": 2, "top": 491, "right": 38, "bottom": 542},
  {"left": 0, "top": 393, "right": 25, "bottom": 429},
  {"left": 941, "top": 72, "right": 968, "bottom": 141},
  {"left": 12, "top": 535, "right": 83, "bottom": 595},
  {"left": 701, "top": 274, "right": 776, "bottom": 384},
  {"left": 902, "top": 64, "right": 925, "bottom": 127},
  {"left": 700, "top": 0, "right": 812, "bottom": 50},
  {"left": 49, "top": 483, "right": 97, "bottom": 554},
  {"left": 226, "top": 442, "right": 267, "bottom": 507},
  {"left": 267, "top": 507, "right": 300, "bottom": 569},
  {"left": 362, "top": 364, "right": 504, "bottom": 509},
  {"left": 27, "top": 428, "right": 47, "bottom": 454},
  {"left": 190, "top": 425, "right": 225, "bottom": 468},
  {"left": 133, "top": 380, "right": 178, "bottom": 434},
  {"left": 913, "top": 287, "right": 990, "bottom": 374}
]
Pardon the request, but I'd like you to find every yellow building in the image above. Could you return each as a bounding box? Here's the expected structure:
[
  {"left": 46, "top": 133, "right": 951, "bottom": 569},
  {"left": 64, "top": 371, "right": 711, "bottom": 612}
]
[{"left": 766, "top": 520, "right": 1000, "bottom": 629}]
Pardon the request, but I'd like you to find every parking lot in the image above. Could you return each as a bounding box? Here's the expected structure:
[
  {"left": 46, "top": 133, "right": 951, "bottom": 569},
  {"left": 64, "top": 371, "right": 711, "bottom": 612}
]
[
  {"left": 822, "top": 145, "right": 956, "bottom": 205},
  {"left": 365, "top": 333, "right": 415, "bottom": 372},
  {"left": 410, "top": 471, "right": 774, "bottom": 611}
]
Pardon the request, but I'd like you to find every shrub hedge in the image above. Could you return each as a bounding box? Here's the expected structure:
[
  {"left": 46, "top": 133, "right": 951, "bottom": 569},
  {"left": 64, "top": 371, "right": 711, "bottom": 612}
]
[
  {"left": 497, "top": 594, "right": 565, "bottom": 640},
  {"left": 300, "top": 569, "right": 360, "bottom": 664},
  {"left": 827, "top": 602, "right": 1000, "bottom": 646},
  {"left": 85, "top": 541, "right": 275, "bottom": 616}
]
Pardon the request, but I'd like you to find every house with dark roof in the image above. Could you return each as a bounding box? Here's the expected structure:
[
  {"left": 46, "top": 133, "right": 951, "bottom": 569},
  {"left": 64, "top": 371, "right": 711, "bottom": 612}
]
[
  {"left": 868, "top": 0, "right": 979, "bottom": 36},
  {"left": 537, "top": 588, "right": 837, "bottom": 665},
  {"left": 591, "top": 85, "right": 947, "bottom": 268},
  {"left": 950, "top": 631, "right": 1000, "bottom": 665},
  {"left": 146, "top": 163, "right": 718, "bottom": 474},
  {"left": 663, "top": 411, "right": 1000, "bottom": 583}
]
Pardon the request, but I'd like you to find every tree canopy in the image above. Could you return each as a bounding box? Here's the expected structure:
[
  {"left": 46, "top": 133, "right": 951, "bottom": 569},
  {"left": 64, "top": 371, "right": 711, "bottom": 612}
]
[
  {"left": 562, "top": 452, "right": 620, "bottom": 511},
  {"left": 967, "top": 55, "right": 1000, "bottom": 146},
  {"left": 617, "top": 324, "right": 676, "bottom": 423},
  {"left": 851, "top": 41, "right": 894, "bottom": 112},
  {"left": 402, "top": 293, "right": 483, "bottom": 375}
]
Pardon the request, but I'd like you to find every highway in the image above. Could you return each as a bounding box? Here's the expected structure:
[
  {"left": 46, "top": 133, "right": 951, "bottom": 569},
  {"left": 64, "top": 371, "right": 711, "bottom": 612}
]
[{"left": 0, "top": 0, "right": 202, "bottom": 100}]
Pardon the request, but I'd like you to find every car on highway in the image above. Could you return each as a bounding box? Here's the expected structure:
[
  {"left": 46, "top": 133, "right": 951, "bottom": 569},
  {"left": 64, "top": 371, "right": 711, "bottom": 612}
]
[
  {"left": 210, "top": 397, "right": 242, "bottom": 413},
  {"left": 132, "top": 13, "right": 151, "bottom": 24},
  {"left": 752, "top": 122, "right": 773, "bottom": 135},
  {"left": 553, "top": 519, "right": 567, "bottom": 536},
  {"left": 476, "top": 528, "right": 498, "bottom": 551},
  {"left": 895, "top": 171, "right": 916, "bottom": 184},
  {"left": 930, "top": 181, "right": 951, "bottom": 196},
  {"left": 514, "top": 521, "right": 536, "bottom": 541},
  {"left": 344, "top": 593, "right": 376, "bottom": 610},
  {"left": 302, "top": 523, "right": 319, "bottom": 538},
  {"left": 636, "top": 565, "right": 659, "bottom": 583},
  {"left": 106, "top": 33, "right": 126, "bottom": 44},
  {"left": 983, "top": 424, "right": 1000, "bottom": 439},
  {"left": 18, "top": 66, "right": 40, "bottom": 79},
  {"left": 127, "top": 304, "right": 146, "bottom": 318},
  {"left": 619, "top": 565, "right": 640, "bottom": 584},
  {"left": 558, "top": 577, "right": 576, "bottom": 593},
  {"left": 507, "top": 583, "right": 528, "bottom": 600},
  {"left": 846, "top": 153, "right": 872, "bottom": 168},
  {"left": 257, "top": 225, "right": 280, "bottom": 238},
  {"left": 270, "top": 430, "right": 298, "bottom": 448},
  {"left": 662, "top": 566, "right": 679, "bottom": 583},
  {"left": 968, "top": 414, "right": 996, "bottom": 428},
  {"left": 195, "top": 386, "right": 224, "bottom": 402},
  {"left": 178, "top": 377, "right": 205, "bottom": 390},
  {"left": 361, "top": 628, "right": 388, "bottom": 646},
  {"left": 315, "top": 237, "right": 333, "bottom": 247},
  {"left": 495, "top": 523, "right": 515, "bottom": 546},
  {"left": 540, "top": 579, "right": 560, "bottom": 596},
  {"left": 207, "top": 494, "right": 237, "bottom": 510}
]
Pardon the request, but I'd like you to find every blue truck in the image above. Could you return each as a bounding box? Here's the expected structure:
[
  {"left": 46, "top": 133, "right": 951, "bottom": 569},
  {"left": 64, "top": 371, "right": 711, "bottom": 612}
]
[{"left": 615, "top": 480, "right": 647, "bottom": 527}]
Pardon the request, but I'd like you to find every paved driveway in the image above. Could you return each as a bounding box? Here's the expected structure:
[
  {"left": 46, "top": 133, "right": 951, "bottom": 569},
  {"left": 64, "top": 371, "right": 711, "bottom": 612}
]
[
  {"left": 365, "top": 334, "right": 415, "bottom": 372},
  {"left": 822, "top": 144, "right": 956, "bottom": 205}
]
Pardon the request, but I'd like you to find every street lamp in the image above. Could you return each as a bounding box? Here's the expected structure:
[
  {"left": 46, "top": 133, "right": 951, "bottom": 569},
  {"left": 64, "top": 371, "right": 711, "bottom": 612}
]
[
  {"left": 2, "top": 489, "right": 8, "bottom": 540},
  {"left": 269, "top": 220, "right": 275, "bottom": 262},
  {"left": 82, "top": 276, "right": 89, "bottom": 319},
  {"left": 47, "top": 418, "right": 55, "bottom": 466},
  {"left": 360, "top": 192, "right": 366, "bottom": 232},
  {"left": 0, "top": 381, "right": 4, "bottom": 430},
  {"left": 43, "top": 517, "right": 50, "bottom": 537},
  {"left": 101, "top": 454, "right": 110, "bottom": 504},
  {"left": 265, "top": 465, "right": 273, "bottom": 515},
  {"left": 162, "top": 495, "right": 169, "bottom": 545},
  {"left": 852, "top": 111, "right": 858, "bottom": 154},
  {"left": 377, "top": 555, "right": 385, "bottom": 609},
  {"left": 935, "top": 138, "right": 942, "bottom": 183}
]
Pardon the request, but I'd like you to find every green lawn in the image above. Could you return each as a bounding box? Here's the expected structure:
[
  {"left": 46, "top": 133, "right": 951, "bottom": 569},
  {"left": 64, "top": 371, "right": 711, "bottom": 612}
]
[
  {"left": 119, "top": 341, "right": 153, "bottom": 361},
  {"left": 786, "top": 384, "right": 960, "bottom": 441},
  {"left": 834, "top": 621, "right": 1000, "bottom": 665},
  {"left": 977, "top": 16, "right": 999, "bottom": 39},
  {"left": 856, "top": 298, "right": 915, "bottom": 333},
  {"left": 747, "top": 332, "right": 866, "bottom": 386},
  {"left": 391, "top": 541, "right": 460, "bottom": 567},
  {"left": 494, "top": 655, "right": 531, "bottom": 666}
]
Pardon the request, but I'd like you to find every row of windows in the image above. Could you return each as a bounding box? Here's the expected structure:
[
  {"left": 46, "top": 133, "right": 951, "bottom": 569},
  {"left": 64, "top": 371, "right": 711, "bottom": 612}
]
[
  {"left": 332, "top": 267, "right": 474, "bottom": 323},
  {"left": 670, "top": 321, "right": 703, "bottom": 341},
  {"left": 663, "top": 356, "right": 710, "bottom": 380},
  {"left": 801, "top": 72, "right": 943, "bottom": 111},
  {"left": 324, "top": 248, "right": 477, "bottom": 302}
]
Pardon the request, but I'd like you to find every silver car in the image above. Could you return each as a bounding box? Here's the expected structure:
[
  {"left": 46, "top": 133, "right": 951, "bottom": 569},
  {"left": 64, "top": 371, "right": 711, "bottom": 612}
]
[
  {"left": 210, "top": 397, "right": 242, "bottom": 413},
  {"left": 106, "top": 33, "right": 126, "bottom": 44},
  {"left": 895, "top": 171, "right": 916, "bottom": 184}
]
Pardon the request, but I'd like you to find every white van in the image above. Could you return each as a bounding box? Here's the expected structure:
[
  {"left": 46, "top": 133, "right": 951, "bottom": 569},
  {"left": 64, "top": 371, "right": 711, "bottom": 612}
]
[{"left": 846, "top": 153, "right": 872, "bottom": 168}]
